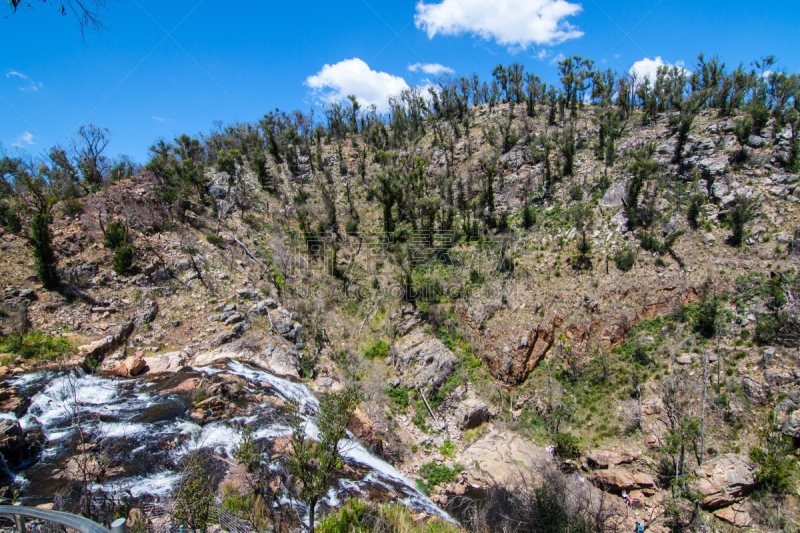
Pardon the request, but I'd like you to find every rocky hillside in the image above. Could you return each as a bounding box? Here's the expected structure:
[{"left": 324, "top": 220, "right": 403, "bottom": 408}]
[{"left": 1, "top": 74, "right": 800, "bottom": 531}]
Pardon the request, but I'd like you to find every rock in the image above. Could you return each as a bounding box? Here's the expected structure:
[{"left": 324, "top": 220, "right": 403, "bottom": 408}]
[
  {"left": 713, "top": 506, "right": 751, "bottom": 526},
  {"left": 236, "top": 289, "right": 261, "bottom": 301},
  {"left": 782, "top": 409, "right": 800, "bottom": 438},
  {"left": 675, "top": 354, "right": 693, "bottom": 365},
  {"left": 0, "top": 419, "right": 44, "bottom": 467},
  {"left": 347, "top": 407, "right": 378, "bottom": 449},
  {"left": 135, "top": 301, "right": 159, "bottom": 328},
  {"left": 741, "top": 376, "right": 769, "bottom": 406},
  {"left": 389, "top": 332, "right": 458, "bottom": 393},
  {"left": 224, "top": 313, "right": 244, "bottom": 326},
  {"left": 144, "top": 351, "right": 187, "bottom": 374},
  {"left": 0, "top": 395, "right": 30, "bottom": 418},
  {"left": 697, "top": 156, "right": 727, "bottom": 176},
  {"left": 113, "top": 356, "right": 146, "bottom": 378},
  {"left": 211, "top": 332, "right": 238, "bottom": 347},
  {"left": 457, "top": 428, "right": 549, "bottom": 488},
  {"left": 209, "top": 185, "right": 226, "bottom": 198},
  {"left": 746, "top": 135, "right": 764, "bottom": 148},
  {"left": 79, "top": 320, "right": 135, "bottom": 361},
  {"left": 711, "top": 178, "right": 730, "bottom": 200},
  {"left": 690, "top": 454, "right": 756, "bottom": 509},
  {"left": 589, "top": 469, "right": 655, "bottom": 491},
  {"left": 586, "top": 450, "right": 637, "bottom": 469},
  {"left": 456, "top": 398, "right": 490, "bottom": 430},
  {"left": 702, "top": 233, "right": 716, "bottom": 245}
]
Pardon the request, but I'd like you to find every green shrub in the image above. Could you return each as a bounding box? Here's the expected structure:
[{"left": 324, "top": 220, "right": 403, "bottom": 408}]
[
  {"left": 0, "top": 332, "right": 74, "bottom": 361},
  {"left": 615, "top": 248, "right": 636, "bottom": 272},
  {"left": 113, "top": 245, "right": 134, "bottom": 276},
  {"left": 60, "top": 198, "right": 84, "bottom": 218},
  {"left": 569, "top": 184, "right": 583, "bottom": 201},
  {"left": 103, "top": 220, "right": 127, "bottom": 249},
  {"left": 386, "top": 387, "right": 409, "bottom": 408},
  {"left": 417, "top": 461, "right": 462, "bottom": 495},
  {"left": 749, "top": 412, "right": 797, "bottom": 496},
  {"left": 206, "top": 235, "right": 226, "bottom": 248},
  {"left": 553, "top": 432, "right": 581, "bottom": 461},
  {"left": 363, "top": 339, "right": 390, "bottom": 360}
]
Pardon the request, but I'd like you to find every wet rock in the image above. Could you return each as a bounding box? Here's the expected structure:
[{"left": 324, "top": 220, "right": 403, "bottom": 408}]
[
  {"left": 389, "top": 332, "right": 458, "bottom": 393},
  {"left": 0, "top": 381, "right": 30, "bottom": 418},
  {"left": 586, "top": 450, "right": 637, "bottom": 469},
  {"left": 690, "top": 454, "right": 756, "bottom": 508},
  {"left": 456, "top": 398, "right": 490, "bottom": 430},
  {"left": 0, "top": 419, "right": 44, "bottom": 467}
]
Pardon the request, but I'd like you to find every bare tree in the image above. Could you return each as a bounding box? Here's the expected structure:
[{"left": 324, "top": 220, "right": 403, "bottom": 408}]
[
  {"left": 73, "top": 124, "right": 110, "bottom": 186},
  {"left": 7, "top": 1, "right": 109, "bottom": 38}
]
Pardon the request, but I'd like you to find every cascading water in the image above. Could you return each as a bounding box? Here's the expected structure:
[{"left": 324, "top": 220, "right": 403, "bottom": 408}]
[{"left": 2, "top": 360, "right": 452, "bottom": 523}]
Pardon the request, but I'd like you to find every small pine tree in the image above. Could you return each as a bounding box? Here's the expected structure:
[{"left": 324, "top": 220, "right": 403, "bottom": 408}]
[
  {"left": 113, "top": 245, "right": 134, "bottom": 276},
  {"left": 31, "top": 211, "right": 58, "bottom": 288}
]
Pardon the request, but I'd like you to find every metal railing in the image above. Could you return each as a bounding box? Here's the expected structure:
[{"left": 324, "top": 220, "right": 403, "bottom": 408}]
[{"left": 0, "top": 505, "right": 126, "bottom": 533}]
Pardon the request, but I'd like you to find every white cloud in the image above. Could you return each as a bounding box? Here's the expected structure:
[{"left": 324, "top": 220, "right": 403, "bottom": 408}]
[
  {"left": 6, "top": 70, "right": 42, "bottom": 92},
  {"left": 414, "top": 0, "right": 583, "bottom": 49},
  {"left": 629, "top": 57, "right": 689, "bottom": 85},
  {"left": 536, "top": 49, "right": 551, "bottom": 61},
  {"left": 12, "top": 131, "right": 35, "bottom": 149},
  {"left": 408, "top": 63, "right": 455, "bottom": 75},
  {"left": 549, "top": 52, "right": 566, "bottom": 66},
  {"left": 306, "top": 58, "right": 409, "bottom": 111},
  {"left": 152, "top": 116, "right": 173, "bottom": 122}
]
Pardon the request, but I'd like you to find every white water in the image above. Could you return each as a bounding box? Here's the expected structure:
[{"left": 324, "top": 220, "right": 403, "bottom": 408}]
[{"left": 6, "top": 361, "right": 452, "bottom": 522}]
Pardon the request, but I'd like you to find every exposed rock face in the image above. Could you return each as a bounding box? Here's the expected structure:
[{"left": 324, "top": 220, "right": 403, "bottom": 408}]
[
  {"left": 455, "top": 398, "right": 490, "bottom": 430},
  {"left": 713, "top": 506, "right": 752, "bottom": 526},
  {"left": 741, "top": 376, "right": 769, "bottom": 406},
  {"left": 191, "top": 338, "right": 300, "bottom": 379},
  {"left": 457, "top": 429, "right": 549, "bottom": 487},
  {"left": 79, "top": 320, "right": 135, "bottom": 362},
  {"left": 586, "top": 450, "right": 637, "bottom": 469},
  {"left": 690, "top": 454, "right": 757, "bottom": 509},
  {"left": 589, "top": 469, "right": 655, "bottom": 491},
  {"left": 134, "top": 301, "right": 159, "bottom": 328},
  {"left": 347, "top": 407, "right": 378, "bottom": 449},
  {"left": 782, "top": 409, "right": 800, "bottom": 438},
  {"left": 144, "top": 351, "right": 187, "bottom": 374},
  {"left": 388, "top": 332, "right": 458, "bottom": 393}
]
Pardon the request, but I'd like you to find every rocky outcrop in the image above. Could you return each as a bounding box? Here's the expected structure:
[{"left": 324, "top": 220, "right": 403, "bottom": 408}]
[
  {"left": 457, "top": 429, "right": 549, "bottom": 487},
  {"left": 0, "top": 381, "right": 30, "bottom": 418},
  {"left": 144, "top": 351, "right": 187, "bottom": 374},
  {"left": 690, "top": 454, "right": 757, "bottom": 509},
  {"left": 0, "top": 419, "right": 44, "bottom": 467},
  {"left": 589, "top": 469, "right": 655, "bottom": 491},
  {"left": 134, "top": 300, "right": 159, "bottom": 328},
  {"left": 79, "top": 319, "right": 135, "bottom": 362},
  {"left": 191, "top": 337, "right": 301, "bottom": 379},
  {"left": 585, "top": 450, "right": 637, "bottom": 469},
  {"left": 388, "top": 332, "right": 458, "bottom": 393},
  {"left": 455, "top": 398, "right": 490, "bottom": 430}
]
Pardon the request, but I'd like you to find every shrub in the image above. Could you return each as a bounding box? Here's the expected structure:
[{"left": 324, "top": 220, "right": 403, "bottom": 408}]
[
  {"left": 615, "top": 248, "right": 636, "bottom": 272},
  {"left": 417, "top": 461, "right": 462, "bottom": 495},
  {"left": 113, "top": 245, "right": 134, "bottom": 276},
  {"left": 553, "top": 432, "right": 581, "bottom": 461},
  {"left": 103, "top": 220, "right": 127, "bottom": 249},
  {"left": 0, "top": 332, "right": 74, "bottom": 361},
  {"left": 206, "top": 234, "right": 226, "bottom": 248},
  {"left": 60, "top": 198, "right": 84, "bottom": 218},
  {"left": 386, "top": 387, "right": 409, "bottom": 408},
  {"left": 363, "top": 339, "right": 390, "bottom": 360},
  {"left": 749, "top": 412, "right": 797, "bottom": 496},
  {"left": 569, "top": 184, "right": 584, "bottom": 201}
]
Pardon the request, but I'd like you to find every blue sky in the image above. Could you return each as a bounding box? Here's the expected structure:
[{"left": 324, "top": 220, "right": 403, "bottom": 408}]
[{"left": 2, "top": 0, "right": 799, "bottom": 164}]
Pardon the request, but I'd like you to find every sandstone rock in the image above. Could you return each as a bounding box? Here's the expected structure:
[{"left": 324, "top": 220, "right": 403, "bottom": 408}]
[
  {"left": 389, "top": 332, "right": 458, "bottom": 393},
  {"left": 456, "top": 398, "right": 490, "bottom": 430},
  {"left": 586, "top": 450, "right": 637, "bottom": 469},
  {"left": 144, "top": 351, "right": 187, "bottom": 374},
  {"left": 113, "top": 356, "right": 146, "bottom": 378},
  {"left": 741, "top": 376, "right": 769, "bottom": 405},
  {"left": 690, "top": 454, "right": 756, "bottom": 509},
  {"left": 589, "top": 469, "right": 655, "bottom": 491},
  {"left": 347, "top": 407, "right": 378, "bottom": 449},
  {"left": 713, "top": 506, "right": 751, "bottom": 526}
]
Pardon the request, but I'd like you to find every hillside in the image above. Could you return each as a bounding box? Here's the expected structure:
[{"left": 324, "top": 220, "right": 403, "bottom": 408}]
[{"left": 1, "top": 61, "right": 800, "bottom": 532}]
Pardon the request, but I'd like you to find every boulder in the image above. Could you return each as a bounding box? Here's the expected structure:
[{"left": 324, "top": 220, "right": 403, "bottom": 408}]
[
  {"left": 589, "top": 469, "right": 655, "bottom": 491},
  {"left": 456, "top": 398, "right": 490, "bottom": 430},
  {"left": 79, "top": 320, "right": 135, "bottom": 361},
  {"left": 586, "top": 450, "right": 637, "bottom": 469},
  {"left": 389, "top": 332, "right": 458, "bottom": 393},
  {"left": 457, "top": 429, "right": 549, "bottom": 488},
  {"left": 0, "top": 419, "right": 44, "bottom": 467},
  {"left": 713, "top": 506, "right": 752, "bottom": 526},
  {"left": 675, "top": 354, "right": 693, "bottom": 365},
  {"left": 113, "top": 356, "right": 146, "bottom": 378},
  {"left": 144, "top": 351, "right": 187, "bottom": 374},
  {"left": 0, "top": 381, "right": 30, "bottom": 417},
  {"left": 741, "top": 376, "right": 769, "bottom": 406},
  {"left": 134, "top": 301, "right": 159, "bottom": 328},
  {"left": 782, "top": 409, "right": 800, "bottom": 438},
  {"left": 690, "top": 454, "right": 756, "bottom": 509}
]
